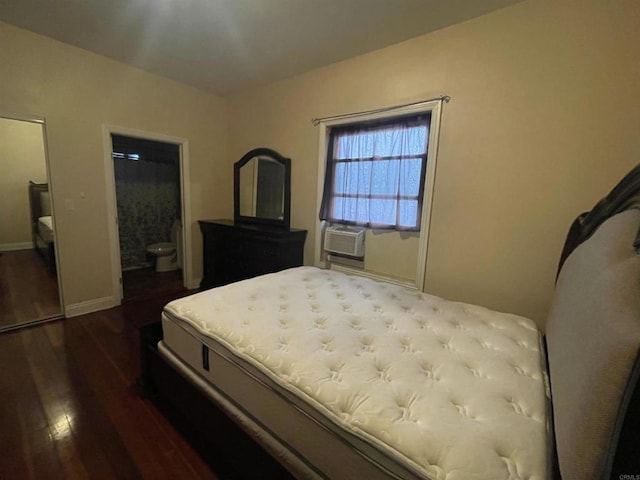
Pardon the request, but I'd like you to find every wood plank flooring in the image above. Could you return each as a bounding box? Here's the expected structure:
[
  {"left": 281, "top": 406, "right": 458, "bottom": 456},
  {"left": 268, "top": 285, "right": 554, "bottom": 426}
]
[
  {"left": 0, "top": 302, "right": 220, "bottom": 480},
  {"left": 0, "top": 249, "right": 61, "bottom": 330},
  {"left": 123, "top": 266, "right": 185, "bottom": 303}
]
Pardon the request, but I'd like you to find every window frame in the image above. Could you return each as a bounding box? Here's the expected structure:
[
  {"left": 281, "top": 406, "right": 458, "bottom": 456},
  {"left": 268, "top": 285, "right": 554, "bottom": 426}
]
[
  {"left": 314, "top": 99, "right": 443, "bottom": 291},
  {"left": 320, "top": 113, "right": 431, "bottom": 230}
]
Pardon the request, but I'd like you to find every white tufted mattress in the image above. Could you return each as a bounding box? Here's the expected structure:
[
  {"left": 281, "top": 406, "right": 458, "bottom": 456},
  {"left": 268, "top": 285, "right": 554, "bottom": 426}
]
[
  {"left": 37, "top": 215, "right": 54, "bottom": 244},
  {"left": 161, "top": 266, "right": 549, "bottom": 480}
]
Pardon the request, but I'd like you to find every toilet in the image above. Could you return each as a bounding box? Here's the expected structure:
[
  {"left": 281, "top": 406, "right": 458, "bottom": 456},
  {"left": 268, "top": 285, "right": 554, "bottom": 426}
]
[{"left": 147, "top": 219, "right": 183, "bottom": 272}]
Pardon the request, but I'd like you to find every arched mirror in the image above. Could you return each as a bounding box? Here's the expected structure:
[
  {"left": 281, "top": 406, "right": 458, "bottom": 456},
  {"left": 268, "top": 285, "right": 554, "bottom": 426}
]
[{"left": 234, "top": 148, "right": 291, "bottom": 229}]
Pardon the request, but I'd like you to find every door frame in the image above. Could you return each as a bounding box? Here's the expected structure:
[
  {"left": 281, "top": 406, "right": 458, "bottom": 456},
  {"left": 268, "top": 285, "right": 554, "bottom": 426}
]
[{"left": 102, "top": 124, "right": 193, "bottom": 302}]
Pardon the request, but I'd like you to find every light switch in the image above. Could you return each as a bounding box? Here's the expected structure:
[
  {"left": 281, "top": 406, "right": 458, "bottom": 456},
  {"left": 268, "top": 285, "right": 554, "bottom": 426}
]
[{"left": 64, "top": 199, "right": 75, "bottom": 211}]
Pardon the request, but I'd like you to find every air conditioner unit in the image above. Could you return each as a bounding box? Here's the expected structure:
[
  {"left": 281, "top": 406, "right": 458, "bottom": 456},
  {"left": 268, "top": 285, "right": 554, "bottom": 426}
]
[{"left": 324, "top": 226, "right": 365, "bottom": 258}]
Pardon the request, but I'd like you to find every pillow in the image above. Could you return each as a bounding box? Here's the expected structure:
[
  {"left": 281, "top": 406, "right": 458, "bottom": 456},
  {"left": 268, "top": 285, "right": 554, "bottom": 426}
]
[
  {"left": 546, "top": 209, "right": 640, "bottom": 479},
  {"left": 40, "top": 191, "right": 51, "bottom": 216}
]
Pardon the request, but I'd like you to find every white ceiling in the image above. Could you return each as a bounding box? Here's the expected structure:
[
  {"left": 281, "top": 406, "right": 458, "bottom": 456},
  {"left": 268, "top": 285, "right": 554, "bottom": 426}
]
[{"left": 0, "top": 0, "right": 522, "bottom": 96}]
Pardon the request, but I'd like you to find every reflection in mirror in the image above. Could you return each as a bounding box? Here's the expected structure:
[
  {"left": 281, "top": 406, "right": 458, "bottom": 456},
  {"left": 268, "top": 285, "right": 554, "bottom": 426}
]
[
  {"left": 0, "top": 115, "right": 62, "bottom": 332},
  {"left": 234, "top": 148, "right": 291, "bottom": 229},
  {"left": 239, "top": 157, "right": 286, "bottom": 220}
]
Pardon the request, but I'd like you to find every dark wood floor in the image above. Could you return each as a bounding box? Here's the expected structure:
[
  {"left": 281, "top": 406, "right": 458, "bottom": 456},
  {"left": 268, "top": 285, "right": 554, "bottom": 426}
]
[
  {"left": 123, "top": 267, "right": 185, "bottom": 303},
  {"left": 0, "top": 298, "right": 219, "bottom": 480},
  {"left": 0, "top": 249, "right": 61, "bottom": 330}
]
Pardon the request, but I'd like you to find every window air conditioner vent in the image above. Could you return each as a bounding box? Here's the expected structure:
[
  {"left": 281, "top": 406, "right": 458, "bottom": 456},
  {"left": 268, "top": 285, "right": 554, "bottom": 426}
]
[{"left": 324, "top": 226, "right": 365, "bottom": 258}]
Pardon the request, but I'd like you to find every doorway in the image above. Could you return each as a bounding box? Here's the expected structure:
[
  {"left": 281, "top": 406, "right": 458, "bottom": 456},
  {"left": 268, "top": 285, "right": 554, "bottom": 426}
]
[
  {"left": 104, "top": 127, "right": 192, "bottom": 303},
  {"left": 0, "top": 115, "right": 63, "bottom": 332}
]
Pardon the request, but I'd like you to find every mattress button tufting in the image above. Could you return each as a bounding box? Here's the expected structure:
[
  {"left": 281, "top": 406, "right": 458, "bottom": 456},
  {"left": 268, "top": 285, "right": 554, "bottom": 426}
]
[
  {"left": 467, "top": 365, "right": 482, "bottom": 378},
  {"left": 421, "top": 362, "right": 438, "bottom": 380},
  {"left": 377, "top": 366, "right": 391, "bottom": 382},
  {"left": 328, "top": 364, "right": 343, "bottom": 382},
  {"left": 400, "top": 338, "right": 415, "bottom": 353},
  {"left": 278, "top": 318, "right": 290, "bottom": 328},
  {"left": 360, "top": 336, "right": 374, "bottom": 351},
  {"left": 321, "top": 337, "right": 333, "bottom": 352},
  {"left": 278, "top": 337, "right": 289, "bottom": 351},
  {"left": 505, "top": 396, "right": 529, "bottom": 417},
  {"left": 314, "top": 317, "right": 327, "bottom": 329}
]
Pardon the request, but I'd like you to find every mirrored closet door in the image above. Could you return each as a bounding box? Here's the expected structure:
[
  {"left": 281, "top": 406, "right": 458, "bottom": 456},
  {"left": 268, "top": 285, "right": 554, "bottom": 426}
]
[{"left": 0, "top": 115, "right": 62, "bottom": 332}]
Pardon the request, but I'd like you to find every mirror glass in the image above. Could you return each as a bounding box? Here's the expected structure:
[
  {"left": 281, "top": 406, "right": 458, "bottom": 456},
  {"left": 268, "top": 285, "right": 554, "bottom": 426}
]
[
  {"left": 0, "top": 115, "right": 63, "bottom": 332},
  {"left": 234, "top": 148, "right": 291, "bottom": 229},
  {"left": 238, "top": 156, "right": 286, "bottom": 220}
]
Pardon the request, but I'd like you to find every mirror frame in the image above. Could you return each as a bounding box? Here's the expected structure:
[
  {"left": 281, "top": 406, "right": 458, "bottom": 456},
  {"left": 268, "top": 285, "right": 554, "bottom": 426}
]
[
  {"left": 234, "top": 147, "right": 291, "bottom": 229},
  {"left": 0, "top": 113, "right": 64, "bottom": 332}
]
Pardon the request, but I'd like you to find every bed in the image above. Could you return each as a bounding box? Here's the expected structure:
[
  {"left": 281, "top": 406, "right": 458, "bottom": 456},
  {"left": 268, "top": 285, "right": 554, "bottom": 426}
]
[
  {"left": 140, "top": 164, "right": 640, "bottom": 479},
  {"left": 28, "top": 181, "right": 56, "bottom": 273}
]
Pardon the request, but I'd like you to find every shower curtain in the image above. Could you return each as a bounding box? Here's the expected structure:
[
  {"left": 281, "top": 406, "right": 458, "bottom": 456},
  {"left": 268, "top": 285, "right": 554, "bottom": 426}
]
[{"left": 114, "top": 157, "right": 180, "bottom": 270}]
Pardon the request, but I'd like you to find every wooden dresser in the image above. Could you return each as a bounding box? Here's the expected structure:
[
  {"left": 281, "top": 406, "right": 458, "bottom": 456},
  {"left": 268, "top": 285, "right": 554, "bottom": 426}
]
[{"left": 199, "top": 219, "right": 307, "bottom": 289}]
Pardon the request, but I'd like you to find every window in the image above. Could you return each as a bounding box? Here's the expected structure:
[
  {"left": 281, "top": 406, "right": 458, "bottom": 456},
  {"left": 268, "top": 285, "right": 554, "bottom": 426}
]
[
  {"left": 112, "top": 152, "right": 140, "bottom": 161},
  {"left": 319, "top": 113, "right": 430, "bottom": 231}
]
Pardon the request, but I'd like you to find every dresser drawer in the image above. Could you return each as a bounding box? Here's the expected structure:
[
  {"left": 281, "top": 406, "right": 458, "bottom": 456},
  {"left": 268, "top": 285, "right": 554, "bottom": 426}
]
[{"left": 199, "top": 219, "right": 307, "bottom": 289}]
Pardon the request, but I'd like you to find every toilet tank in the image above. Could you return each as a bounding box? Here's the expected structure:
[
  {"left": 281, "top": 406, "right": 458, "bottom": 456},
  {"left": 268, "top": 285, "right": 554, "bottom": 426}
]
[{"left": 171, "top": 219, "right": 183, "bottom": 269}]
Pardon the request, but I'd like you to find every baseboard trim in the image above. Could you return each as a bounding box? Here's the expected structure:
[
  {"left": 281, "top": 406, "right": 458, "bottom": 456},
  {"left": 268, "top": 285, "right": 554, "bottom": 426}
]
[
  {"left": 65, "top": 296, "right": 119, "bottom": 318},
  {"left": 0, "top": 242, "right": 33, "bottom": 252}
]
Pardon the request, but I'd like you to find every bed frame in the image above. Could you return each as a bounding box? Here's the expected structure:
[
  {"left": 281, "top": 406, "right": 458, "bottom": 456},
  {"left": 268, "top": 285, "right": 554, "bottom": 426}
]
[
  {"left": 138, "top": 320, "right": 294, "bottom": 478},
  {"left": 140, "top": 164, "right": 640, "bottom": 479},
  {"left": 28, "top": 180, "right": 55, "bottom": 273}
]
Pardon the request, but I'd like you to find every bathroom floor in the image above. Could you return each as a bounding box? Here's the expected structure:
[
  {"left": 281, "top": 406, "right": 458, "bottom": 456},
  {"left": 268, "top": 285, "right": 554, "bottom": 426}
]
[{"left": 122, "top": 266, "right": 185, "bottom": 302}]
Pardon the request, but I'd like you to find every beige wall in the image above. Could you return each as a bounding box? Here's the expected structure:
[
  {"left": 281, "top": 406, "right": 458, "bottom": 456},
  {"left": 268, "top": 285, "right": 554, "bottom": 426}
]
[
  {"left": 0, "top": 117, "right": 47, "bottom": 248},
  {"left": 364, "top": 230, "right": 420, "bottom": 281},
  {"left": 225, "top": 0, "right": 640, "bottom": 327},
  {"left": 0, "top": 22, "right": 229, "bottom": 310}
]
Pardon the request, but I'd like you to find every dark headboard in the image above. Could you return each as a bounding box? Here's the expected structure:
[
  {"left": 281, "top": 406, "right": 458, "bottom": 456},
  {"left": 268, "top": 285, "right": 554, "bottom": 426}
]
[
  {"left": 28, "top": 180, "right": 49, "bottom": 217},
  {"left": 558, "top": 163, "right": 640, "bottom": 274},
  {"left": 28, "top": 181, "right": 49, "bottom": 243},
  {"left": 548, "top": 163, "right": 640, "bottom": 479}
]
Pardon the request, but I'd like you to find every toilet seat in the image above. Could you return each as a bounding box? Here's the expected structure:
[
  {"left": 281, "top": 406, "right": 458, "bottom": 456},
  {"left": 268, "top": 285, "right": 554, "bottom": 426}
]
[
  {"left": 147, "top": 219, "right": 182, "bottom": 273},
  {"left": 147, "top": 242, "right": 176, "bottom": 255},
  {"left": 147, "top": 242, "right": 177, "bottom": 272}
]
